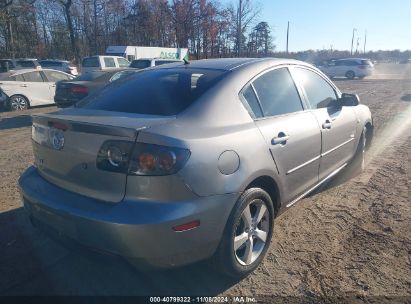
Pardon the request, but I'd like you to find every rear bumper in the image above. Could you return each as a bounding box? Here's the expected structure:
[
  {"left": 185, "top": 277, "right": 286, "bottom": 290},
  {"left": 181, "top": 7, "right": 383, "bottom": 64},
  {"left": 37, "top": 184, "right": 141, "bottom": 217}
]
[
  {"left": 19, "top": 166, "right": 238, "bottom": 268},
  {"left": 54, "top": 96, "right": 80, "bottom": 108}
]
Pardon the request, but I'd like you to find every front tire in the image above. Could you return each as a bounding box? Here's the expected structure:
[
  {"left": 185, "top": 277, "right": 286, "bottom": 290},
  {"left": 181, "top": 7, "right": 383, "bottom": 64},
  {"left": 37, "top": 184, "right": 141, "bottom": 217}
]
[
  {"left": 213, "top": 188, "right": 274, "bottom": 278},
  {"left": 353, "top": 126, "right": 367, "bottom": 171},
  {"left": 8, "top": 95, "right": 29, "bottom": 111}
]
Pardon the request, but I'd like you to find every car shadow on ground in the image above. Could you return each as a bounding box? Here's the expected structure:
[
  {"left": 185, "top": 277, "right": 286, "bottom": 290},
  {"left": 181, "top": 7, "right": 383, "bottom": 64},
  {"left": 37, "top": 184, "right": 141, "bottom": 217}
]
[
  {"left": 0, "top": 115, "right": 32, "bottom": 130},
  {"left": 0, "top": 207, "right": 239, "bottom": 296}
]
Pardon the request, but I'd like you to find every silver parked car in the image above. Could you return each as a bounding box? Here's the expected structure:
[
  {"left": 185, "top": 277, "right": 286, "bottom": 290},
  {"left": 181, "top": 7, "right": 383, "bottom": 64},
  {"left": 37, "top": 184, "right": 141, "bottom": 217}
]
[{"left": 19, "top": 58, "right": 373, "bottom": 277}]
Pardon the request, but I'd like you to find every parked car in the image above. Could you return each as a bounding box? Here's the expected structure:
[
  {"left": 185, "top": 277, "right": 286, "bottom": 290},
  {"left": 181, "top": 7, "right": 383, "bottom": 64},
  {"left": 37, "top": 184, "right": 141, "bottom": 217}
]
[
  {"left": 39, "top": 59, "right": 78, "bottom": 76},
  {"left": 54, "top": 69, "right": 137, "bottom": 108},
  {"left": 0, "top": 69, "right": 74, "bottom": 110},
  {"left": 19, "top": 58, "right": 373, "bottom": 277},
  {"left": 0, "top": 58, "right": 40, "bottom": 73},
  {"left": 81, "top": 55, "right": 130, "bottom": 74},
  {"left": 130, "top": 58, "right": 183, "bottom": 69},
  {"left": 319, "top": 58, "right": 374, "bottom": 79}
]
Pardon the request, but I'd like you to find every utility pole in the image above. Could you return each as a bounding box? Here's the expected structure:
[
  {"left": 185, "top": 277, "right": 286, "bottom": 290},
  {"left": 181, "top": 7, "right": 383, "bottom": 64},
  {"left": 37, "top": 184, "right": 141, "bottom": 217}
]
[
  {"left": 350, "top": 28, "right": 357, "bottom": 56},
  {"left": 363, "top": 30, "right": 367, "bottom": 54},
  {"left": 286, "top": 21, "right": 289, "bottom": 54}
]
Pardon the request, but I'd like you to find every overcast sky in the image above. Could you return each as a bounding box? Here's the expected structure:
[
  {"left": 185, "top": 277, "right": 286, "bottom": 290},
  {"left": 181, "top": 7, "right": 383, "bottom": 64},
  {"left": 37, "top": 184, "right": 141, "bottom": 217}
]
[{"left": 227, "top": 0, "right": 411, "bottom": 52}]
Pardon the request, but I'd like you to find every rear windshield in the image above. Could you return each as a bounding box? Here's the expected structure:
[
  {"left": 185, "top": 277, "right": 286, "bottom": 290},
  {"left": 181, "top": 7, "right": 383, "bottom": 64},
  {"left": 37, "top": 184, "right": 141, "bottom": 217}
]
[{"left": 78, "top": 68, "right": 227, "bottom": 115}]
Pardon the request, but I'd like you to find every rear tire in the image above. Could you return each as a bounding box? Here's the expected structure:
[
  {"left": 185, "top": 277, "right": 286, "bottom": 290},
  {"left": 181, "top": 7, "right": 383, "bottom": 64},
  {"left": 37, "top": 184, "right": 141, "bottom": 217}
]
[
  {"left": 8, "top": 95, "right": 29, "bottom": 111},
  {"left": 212, "top": 188, "right": 274, "bottom": 278},
  {"left": 345, "top": 70, "right": 355, "bottom": 80}
]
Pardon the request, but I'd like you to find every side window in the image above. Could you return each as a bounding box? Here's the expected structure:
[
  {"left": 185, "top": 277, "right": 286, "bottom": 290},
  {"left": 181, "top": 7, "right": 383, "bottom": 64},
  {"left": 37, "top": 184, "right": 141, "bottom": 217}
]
[
  {"left": 117, "top": 57, "right": 130, "bottom": 68},
  {"left": 10, "top": 74, "right": 25, "bottom": 81},
  {"left": 292, "top": 68, "right": 337, "bottom": 109},
  {"left": 241, "top": 85, "right": 263, "bottom": 118},
  {"left": 251, "top": 68, "right": 303, "bottom": 117},
  {"left": 22, "top": 71, "right": 44, "bottom": 82},
  {"left": 104, "top": 57, "right": 116, "bottom": 68},
  {"left": 40, "top": 61, "right": 52, "bottom": 67},
  {"left": 17, "top": 61, "right": 35, "bottom": 68},
  {"left": 44, "top": 71, "right": 70, "bottom": 82}
]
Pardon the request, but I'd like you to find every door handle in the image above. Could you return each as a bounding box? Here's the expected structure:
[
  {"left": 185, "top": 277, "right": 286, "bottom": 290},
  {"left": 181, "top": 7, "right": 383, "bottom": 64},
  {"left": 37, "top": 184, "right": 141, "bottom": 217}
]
[
  {"left": 322, "top": 120, "right": 332, "bottom": 129},
  {"left": 20, "top": 84, "right": 28, "bottom": 87},
  {"left": 272, "top": 132, "right": 290, "bottom": 145}
]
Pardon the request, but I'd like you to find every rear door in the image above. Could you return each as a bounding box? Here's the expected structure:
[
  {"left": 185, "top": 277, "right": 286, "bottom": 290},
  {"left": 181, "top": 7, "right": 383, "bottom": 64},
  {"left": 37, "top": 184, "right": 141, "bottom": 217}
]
[
  {"left": 291, "top": 67, "right": 358, "bottom": 180},
  {"left": 20, "top": 71, "right": 50, "bottom": 106},
  {"left": 243, "top": 67, "right": 322, "bottom": 203}
]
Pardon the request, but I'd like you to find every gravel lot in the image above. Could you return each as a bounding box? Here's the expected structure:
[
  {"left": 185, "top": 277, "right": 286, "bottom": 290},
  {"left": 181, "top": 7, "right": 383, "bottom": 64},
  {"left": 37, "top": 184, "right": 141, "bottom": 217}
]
[{"left": 0, "top": 64, "right": 410, "bottom": 302}]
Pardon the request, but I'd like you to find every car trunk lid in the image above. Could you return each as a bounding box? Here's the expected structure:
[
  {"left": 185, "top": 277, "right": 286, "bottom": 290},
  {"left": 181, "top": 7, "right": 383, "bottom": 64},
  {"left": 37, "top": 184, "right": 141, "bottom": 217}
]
[{"left": 31, "top": 108, "right": 175, "bottom": 202}]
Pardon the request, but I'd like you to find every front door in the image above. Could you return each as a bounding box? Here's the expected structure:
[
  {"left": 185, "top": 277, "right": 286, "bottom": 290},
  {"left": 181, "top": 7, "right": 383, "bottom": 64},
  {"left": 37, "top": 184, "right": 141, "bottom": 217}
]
[{"left": 291, "top": 67, "right": 358, "bottom": 180}]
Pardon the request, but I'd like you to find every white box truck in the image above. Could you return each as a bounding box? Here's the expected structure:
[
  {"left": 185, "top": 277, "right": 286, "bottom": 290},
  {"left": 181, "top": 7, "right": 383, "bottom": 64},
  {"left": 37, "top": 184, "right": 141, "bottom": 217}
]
[{"left": 105, "top": 46, "right": 189, "bottom": 62}]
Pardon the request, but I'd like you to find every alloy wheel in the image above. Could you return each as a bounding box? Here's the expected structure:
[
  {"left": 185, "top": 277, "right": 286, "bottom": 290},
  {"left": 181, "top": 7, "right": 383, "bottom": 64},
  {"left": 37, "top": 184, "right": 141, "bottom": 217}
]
[
  {"left": 233, "top": 199, "right": 270, "bottom": 266},
  {"left": 11, "top": 96, "right": 28, "bottom": 111}
]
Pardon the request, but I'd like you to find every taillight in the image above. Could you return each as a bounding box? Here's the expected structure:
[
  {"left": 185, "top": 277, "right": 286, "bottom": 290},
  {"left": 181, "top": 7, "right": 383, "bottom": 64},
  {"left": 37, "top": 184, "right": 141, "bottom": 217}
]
[
  {"left": 129, "top": 143, "right": 190, "bottom": 176},
  {"left": 97, "top": 141, "right": 134, "bottom": 173},
  {"left": 96, "top": 141, "right": 190, "bottom": 176},
  {"left": 70, "top": 85, "right": 88, "bottom": 94}
]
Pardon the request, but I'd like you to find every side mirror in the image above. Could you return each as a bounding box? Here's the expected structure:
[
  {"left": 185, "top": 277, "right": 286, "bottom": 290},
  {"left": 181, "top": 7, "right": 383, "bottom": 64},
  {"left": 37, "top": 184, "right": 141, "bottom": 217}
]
[{"left": 339, "top": 93, "right": 360, "bottom": 106}]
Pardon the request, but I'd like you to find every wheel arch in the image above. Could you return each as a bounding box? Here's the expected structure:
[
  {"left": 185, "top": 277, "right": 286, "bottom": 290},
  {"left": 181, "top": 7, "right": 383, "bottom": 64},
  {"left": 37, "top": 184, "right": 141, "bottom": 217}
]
[
  {"left": 9, "top": 94, "right": 31, "bottom": 108},
  {"left": 364, "top": 120, "right": 374, "bottom": 149},
  {"left": 244, "top": 175, "right": 282, "bottom": 215}
]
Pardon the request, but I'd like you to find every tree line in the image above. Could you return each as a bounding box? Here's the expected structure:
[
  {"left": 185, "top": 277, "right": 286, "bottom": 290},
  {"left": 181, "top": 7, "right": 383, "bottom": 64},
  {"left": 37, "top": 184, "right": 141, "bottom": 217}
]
[
  {"left": 0, "top": 0, "right": 275, "bottom": 63},
  {"left": 1, "top": 0, "right": 409, "bottom": 64}
]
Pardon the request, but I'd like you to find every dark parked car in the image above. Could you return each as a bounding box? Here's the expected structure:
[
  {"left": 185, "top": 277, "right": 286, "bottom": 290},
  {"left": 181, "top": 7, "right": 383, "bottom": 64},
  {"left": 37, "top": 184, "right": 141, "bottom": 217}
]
[
  {"left": 0, "top": 58, "right": 40, "bottom": 73},
  {"left": 39, "top": 59, "right": 79, "bottom": 76},
  {"left": 54, "top": 69, "right": 137, "bottom": 108}
]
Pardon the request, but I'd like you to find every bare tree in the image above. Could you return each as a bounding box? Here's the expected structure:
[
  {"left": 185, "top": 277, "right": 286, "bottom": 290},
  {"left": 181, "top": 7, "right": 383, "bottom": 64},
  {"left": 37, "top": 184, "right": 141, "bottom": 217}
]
[{"left": 232, "top": 0, "right": 260, "bottom": 57}]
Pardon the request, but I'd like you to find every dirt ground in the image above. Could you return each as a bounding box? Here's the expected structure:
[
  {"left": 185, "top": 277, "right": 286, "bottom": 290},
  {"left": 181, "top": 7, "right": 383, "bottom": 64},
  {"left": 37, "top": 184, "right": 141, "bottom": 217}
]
[{"left": 0, "top": 64, "right": 410, "bottom": 302}]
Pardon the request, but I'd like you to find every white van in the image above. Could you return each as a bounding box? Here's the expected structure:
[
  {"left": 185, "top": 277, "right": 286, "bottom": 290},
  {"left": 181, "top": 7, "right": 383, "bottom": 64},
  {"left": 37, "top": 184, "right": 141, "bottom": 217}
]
[
  {"left": 81, "top": 56, "right": 130, "bottom": 74},
  {"left": 105, "top": 46, "right": 189, "bottom": 62}
]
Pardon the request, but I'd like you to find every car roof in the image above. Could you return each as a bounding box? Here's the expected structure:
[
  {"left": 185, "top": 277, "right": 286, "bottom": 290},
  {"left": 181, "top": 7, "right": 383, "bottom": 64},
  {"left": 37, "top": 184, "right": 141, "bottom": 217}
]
[
  {"left": 83, "top": 55, "right": 124, "bottom": 59},
  {"left": 159, "top": 57, "right": 306, "bottom": 71},
  {"left": 39, "top": 59, "right": 70, "bottom": 63},
  {"left": 7, "top": 68, "right": 71, "bottom": 76},
  {"left": 337, "top": 58, "right": 370, "bottom": 61}
]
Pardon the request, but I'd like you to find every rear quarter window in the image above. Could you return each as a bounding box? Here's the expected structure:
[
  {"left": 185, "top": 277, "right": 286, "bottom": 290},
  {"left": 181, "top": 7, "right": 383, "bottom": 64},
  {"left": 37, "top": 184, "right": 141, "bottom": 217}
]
[{"left": 78, "top": 68, "right": 227, "bottom": 116}]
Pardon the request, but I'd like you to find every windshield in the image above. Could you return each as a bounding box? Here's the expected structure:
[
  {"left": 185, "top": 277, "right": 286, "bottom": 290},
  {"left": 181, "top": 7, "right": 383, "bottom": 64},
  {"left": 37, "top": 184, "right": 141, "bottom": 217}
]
[{"left": 77, "top": 68, "right": 227, "bottom": 115}]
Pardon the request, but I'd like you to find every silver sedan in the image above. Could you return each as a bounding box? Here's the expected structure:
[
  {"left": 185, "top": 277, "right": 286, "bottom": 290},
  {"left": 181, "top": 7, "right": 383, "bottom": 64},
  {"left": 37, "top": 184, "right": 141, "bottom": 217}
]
[{"left": 19, "top": 58, "right": 373, "bottom": 277}]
